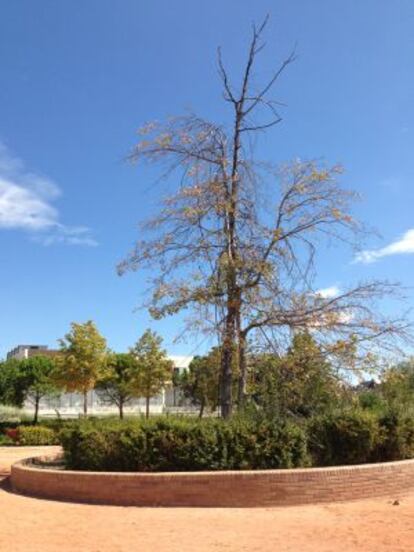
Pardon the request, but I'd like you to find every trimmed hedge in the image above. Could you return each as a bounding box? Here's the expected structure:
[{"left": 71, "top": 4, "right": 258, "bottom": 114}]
[
  {"left": 0, "top": 425, "right": 58, "bottom": 446},
  {"left": 2, "top": 410, "right": 412, "bottom": 469},
  {"left": 375, "top": 411, "right": 414, "bottom": 461},
  {"left": 308, "top": 410, "right": 381, "bottom": 466},
  {"left": 308, "top": 409, "right": 414, "bottom": 466},
  {"left": 18, "top": 426, "right": 58, "bottom": 446},
  {"left": 60, "top": 417, "right": 309, "bottom": 472},
  {"left": 0, "top": 425, "right": 59, "bottom": 446},
  {"left": 0, "top": 434, "right": 15, "bottom": 446}
]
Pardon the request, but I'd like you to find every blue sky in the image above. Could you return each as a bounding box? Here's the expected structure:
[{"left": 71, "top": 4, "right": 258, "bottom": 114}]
[{"left": 1, "top": 0, "right": 413, "bottom": 359}]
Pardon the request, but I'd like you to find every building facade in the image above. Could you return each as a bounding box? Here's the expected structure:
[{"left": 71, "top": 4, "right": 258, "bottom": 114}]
[{"left": 6, "top": 344, "right": 58, "bottom": 360}]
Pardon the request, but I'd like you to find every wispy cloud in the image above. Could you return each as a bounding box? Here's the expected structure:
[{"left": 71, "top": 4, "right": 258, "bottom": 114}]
[
  {"left": 315, "top": 286, "right": 340, "bottom": 299},
  {"left": 355, "top": 229, "right": 414, "bottom": 264},
  {"left": 0, "top": 142, "right": 97, "bottom": 246}
]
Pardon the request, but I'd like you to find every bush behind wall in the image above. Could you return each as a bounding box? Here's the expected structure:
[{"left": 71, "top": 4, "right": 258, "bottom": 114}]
[{"left": 59, "top": 416, "right": 309, "bottom": 472}]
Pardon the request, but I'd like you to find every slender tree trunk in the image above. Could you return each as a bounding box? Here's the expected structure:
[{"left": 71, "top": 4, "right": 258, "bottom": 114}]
[
  {"left": 199, "top": 397, "right": 205, "bottom": 419},
  {"left": 145, "top": 396, "right": 150, "bottom": 419},
  {"left": 33, "top": 396, "right": 40, "bottom": 425},
  {"left": 119, "top": 399, "right": 124, "bottom": 420},
  {"left": 237, "top": 329, "right": 247, "bottom": 409},
  {"left": 221, "top": 301, "right": 236, "bottom": 418},
  {"left": 220, "top": 79, "right": 246, "bottom": 418},
  {"left": 83, "top": 391, "right": 88, "bottom": 416}
]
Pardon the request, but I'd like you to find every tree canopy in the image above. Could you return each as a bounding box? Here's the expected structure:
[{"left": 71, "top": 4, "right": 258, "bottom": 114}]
[
  {"left": 55, "top": 320, "right": 107, "bottom": 415},
  {"left": 0, "top": 355, "right": 59, "bottom": 423},
  {"left": 95, "top": 352, "right": 141, "bottom": 418},
  {"left": 176, "top": 347, "right": 221, "bottom": 417},
  {"left": 130, "top": 329, "right": 173, "bottom": 418}
]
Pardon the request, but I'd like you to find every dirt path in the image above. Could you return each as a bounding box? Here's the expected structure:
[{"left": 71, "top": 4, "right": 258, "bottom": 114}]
[{"left": 1, "top": 447, "right": 413, "bottom": 552}]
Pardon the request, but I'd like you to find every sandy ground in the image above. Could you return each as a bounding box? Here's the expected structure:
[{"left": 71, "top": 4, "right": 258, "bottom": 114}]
[{"left": 0, "top": 447, "right": 414, "bottom": 552}]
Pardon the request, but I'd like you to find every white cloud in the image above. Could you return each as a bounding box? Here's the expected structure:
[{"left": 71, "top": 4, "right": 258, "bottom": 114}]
[
  {"left": 315, "top": 286, "right": 340, "bottom": 299},
  {"left": 0, "top": 143, "right": 97, "bottom": 246},
  {"left": 355, "top": 229, "right": 414, "bottom": 264}
]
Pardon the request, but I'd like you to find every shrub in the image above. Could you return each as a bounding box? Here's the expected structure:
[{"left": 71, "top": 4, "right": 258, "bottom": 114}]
[
  {"left": 5, "top": 428, "right": 19, "bottom": 442},
  {"left": 358, "top": 390, "right": 386, "bottom": 413},
  {"left": 374, "top": 410, "right": 414, "bottom": 461},
  {"left": 0, "top": 434, "right": 15, "bottom": 446},
  {"left": 308, "top": 409, "right": 382, "bottom": 466},
  {"left": 18, "top": 426, "right": 58, "bottom": 446},
  {"left": 59, "top": 416, "right": 309, "bottom": 472}
]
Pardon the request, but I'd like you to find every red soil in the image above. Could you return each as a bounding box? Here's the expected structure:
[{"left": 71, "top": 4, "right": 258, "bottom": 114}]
[{"left": 1, "top": 446, "right": 413, "bottom": 552}]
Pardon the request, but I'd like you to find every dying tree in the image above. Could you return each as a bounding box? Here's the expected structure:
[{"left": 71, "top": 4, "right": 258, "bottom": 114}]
[{"left": 119, "top": 17, "right": 411, "bottom": 417}]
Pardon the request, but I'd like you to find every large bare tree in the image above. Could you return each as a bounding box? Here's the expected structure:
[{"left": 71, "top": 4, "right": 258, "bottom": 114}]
[{"left": 119, "top": 18, "right": 411, "bottom": 417}]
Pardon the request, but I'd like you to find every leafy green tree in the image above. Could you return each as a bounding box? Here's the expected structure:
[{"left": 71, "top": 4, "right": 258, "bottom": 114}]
[
  {"left": 0, "top": 356, "right": 59, "bottom": 423},
  {"left": 95, "top": 353, "right": 141, "bottom": 419},
  {"left": 380, "top": 359, "right": 414, "bottom": 412},
  {"left": 131, "top": 329, "right": 173, "bottom": 418},
  {"left": 0, "top": 359, "right": 27, "bottom": 408},
  {"left": 176, "top": 348, "right": 221, "bottom": 418},
  {"left": 20, "top": 355, "right": 60, "bottom": 423},
  {"left": 55, "top": 321, "right": 108, "bottom": 415},
  {"left": 253, "top": 332, "right": 340, "bottom": 420}
]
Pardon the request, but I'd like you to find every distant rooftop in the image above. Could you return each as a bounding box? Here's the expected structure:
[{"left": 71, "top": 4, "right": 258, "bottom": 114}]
[{"left": 6, "top": 344, "right": 50, "bottom": 360}]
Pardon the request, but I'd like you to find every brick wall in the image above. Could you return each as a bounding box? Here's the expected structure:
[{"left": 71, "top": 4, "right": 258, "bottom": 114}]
[{"left": 11, "top": 456, "right": 414, "bottom": 507}]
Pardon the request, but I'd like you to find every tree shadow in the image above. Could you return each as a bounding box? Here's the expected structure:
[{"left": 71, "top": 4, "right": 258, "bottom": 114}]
[{"left": 0, "top": 474, "right": 12, "bottom": 493}]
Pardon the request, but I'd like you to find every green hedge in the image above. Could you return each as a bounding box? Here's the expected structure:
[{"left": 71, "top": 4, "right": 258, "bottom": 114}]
[
  {"left": 0, "top": 434, "right": 15, "bottom": 446},
  {"left": 18, "top": 426, "right": 59, "bottom": 446},
  {"left": 308, "top": 409, "right": 414, "bottom": 466},
  {"left": 59, "top": 417, "right": 309, "bottom": 472},
  {"left": 308, "top": 410, "right": 381, "bottom": 466},
  {"left": 375, "top": 411, "right": 414, "bottom": 461},
  {"left": 2, "top": 410, "right": 411, "bottom": 469}
]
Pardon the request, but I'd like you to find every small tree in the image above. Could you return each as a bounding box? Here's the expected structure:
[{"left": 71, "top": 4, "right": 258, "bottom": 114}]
[
  {"left": 177, "top": 348, "right": 221, "bottom": 418},
  {"left": 95, "top": 353, "right": 141, "bottom": 419},
  {"left": 0, "top": 359, "right": 27, "bottom": 409},
  {"left": 253, "top": 332, "right": 340, "bottom": 420},
  {"left": 20, "top": 355, "right": 60, "bottom": 423},
  {"left": 0, "top": 356, "right": 59, "bottom": 423},
  {"left": 55, "top": 321, "right": 107, "bottom": 416},
  {"left": 131, "top": 329, "right": 173, "bottom": 418},
  {"left": 380, "top": 359, "right": 414, "bottom": 411}
]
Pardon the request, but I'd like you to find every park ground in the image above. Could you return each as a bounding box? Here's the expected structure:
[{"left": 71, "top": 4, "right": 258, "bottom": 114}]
[{"left": 1, "top": 447, "right": 414, "bottom": 552}]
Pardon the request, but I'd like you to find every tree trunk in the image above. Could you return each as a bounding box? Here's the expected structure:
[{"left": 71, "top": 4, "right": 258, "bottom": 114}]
[
  {"left": 145, "top": 396, "right": 150, "bottom": 419},
  {"left": 237, "top": 329, "right": 247, "bottom": 409},
  {"left": 119, "top": 399, "right": 124, "bottom": 420},
  {"left": 221, "top": 299, "right": 236, "bottom": 419},
  {"left": 83, "top": 391, "right": 88, "bottom": 416},
  {"left": 198, "top": 397, "right": 205, "bottom": 419},
  {"left": 33, "top": 396, "right": 40, "bottom": 425},
  {"left": 220, "top": 88, "right": 244, "bottom": 419}
]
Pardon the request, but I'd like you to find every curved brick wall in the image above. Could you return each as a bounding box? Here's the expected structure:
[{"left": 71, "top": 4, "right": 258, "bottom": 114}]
[{"left": 11, "top": 455, "right": 414, "bottom": 507}]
